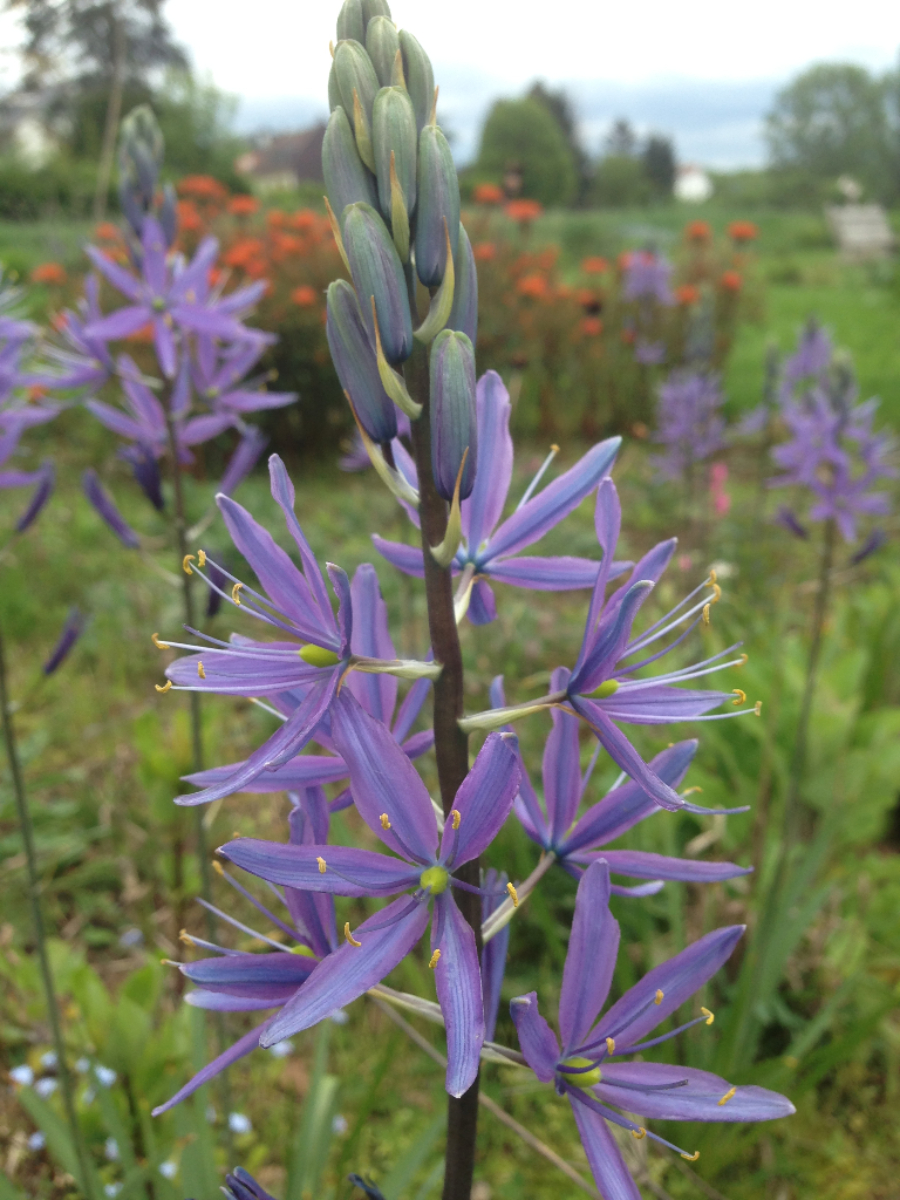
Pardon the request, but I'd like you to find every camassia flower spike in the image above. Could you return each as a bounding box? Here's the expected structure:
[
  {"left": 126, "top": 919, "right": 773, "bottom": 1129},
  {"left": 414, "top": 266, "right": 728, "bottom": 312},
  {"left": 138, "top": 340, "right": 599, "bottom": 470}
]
[
  {"left": 153, "top": 788, "right": 338, "bottom": 1116},
  {"left": 182, "top": 562, "right": 434, "bottom": 805},
  {"left": 463, "top": 478, "right": 757, "bottom": 811},
  {"left": 510, "top": 861, "right": 794, "bottom": 1200},
  {"left": 160, "top": 455, "right": 440, "bottom": 808},
  {"left": 219, "top": 695, "right": 521, "bottom": 1098},
  {"left": 374, "top": 371, "right": 629, "bottom": 624}
]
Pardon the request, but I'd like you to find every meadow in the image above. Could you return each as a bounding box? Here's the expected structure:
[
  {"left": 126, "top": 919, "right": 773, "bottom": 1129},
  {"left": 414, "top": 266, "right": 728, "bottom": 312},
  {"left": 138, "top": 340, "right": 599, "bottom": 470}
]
[{"left": 1, "top": 198, "right": 899, "bottom": 1200}]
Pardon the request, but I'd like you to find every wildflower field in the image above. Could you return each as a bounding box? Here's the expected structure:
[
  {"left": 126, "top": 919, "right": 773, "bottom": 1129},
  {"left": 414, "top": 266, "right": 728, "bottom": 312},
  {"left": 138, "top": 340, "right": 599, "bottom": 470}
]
[{"left": 1, "top": 37, "right": 900, "bottom": 1200}]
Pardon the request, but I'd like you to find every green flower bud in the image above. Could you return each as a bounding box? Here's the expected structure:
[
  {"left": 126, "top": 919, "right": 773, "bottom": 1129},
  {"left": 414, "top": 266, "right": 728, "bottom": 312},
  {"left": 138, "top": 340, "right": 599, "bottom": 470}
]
[
  {"left": 328, "top": 61, "right": 342, "bottom": 112},
  {"left": 399, "top": 30, "right": 435, "bottom": 133},
  {"left": 366, "top": 15, "right": 400, "bottom": 87},
  {"left": 336, "top": 0, "right": 365, "bottom": 42},
  {"left": 415, "top": 124, "right": 460, "bottom": 287},
  {"left": 342, "top": 202, "right": 413, "bottom": 364},
  {"left": 323, "top": 106, "right": 379, "bottom": 221},
  {"left": 373, "top": 86, "right": 417, "bottom": 220},
  {"left": 430, "top": 329, "right": 477, "bottom": 501},
  {"left": 326, "top": 279, "right": 398, "bottom": 444},
  {"left": 334, "top": 39, "right": 380, "bottom": 135},
  {"left": 362, "top": 0, "right": 391, "bottom": 22},
  {"left": 447, "top": 224, "right": 478, "bottom": 344}
]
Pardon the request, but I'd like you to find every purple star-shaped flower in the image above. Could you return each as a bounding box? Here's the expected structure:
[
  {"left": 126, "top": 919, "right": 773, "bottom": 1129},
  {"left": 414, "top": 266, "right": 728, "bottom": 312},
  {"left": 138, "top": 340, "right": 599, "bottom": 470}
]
[
  {"left": 83, "top": 217, "right": 255, "bottom": 378},
  {"left": 37, "top": 276, "right": 115, "bottom": 395},
  {"left": 651, "top": 370, "right": 726, "bottom": 482},
  {"left": 182, "top": 562, "right": 434, "bottom": 804},
  {"left": 374, "top": 371, "right": 627, "bottom": 624},
  {"left": 220, "top": 698, "right": 521, "bottom": 1097},
  {"left": 163, "top": 455, "right": 438, "bottom": 808},
  {"left": 190, "top": 333, "right": 295, "bottom": 426},
  {"left": 153, "top": 788, "right": 337, "bottom": 1116},
  {"left": 511, "top": 860, "right": 794, "bottom": 1200}
]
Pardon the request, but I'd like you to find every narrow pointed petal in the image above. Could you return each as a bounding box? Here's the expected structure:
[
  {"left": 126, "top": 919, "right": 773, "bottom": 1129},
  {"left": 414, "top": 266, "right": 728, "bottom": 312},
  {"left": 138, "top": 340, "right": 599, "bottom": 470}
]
[
  {"left": 183, "top": 754, "right": 349, "bottom": 794},
  {"left": 559, "top": 861, "right": 619, "bottom": 1051},
  {"left": 83, "top": 247, "right": 143, "bottom": 301},
  {"left": 509, "top": 992, "right": 560, "bottom": 1082},
  {"left": 85, "top": 399, "right": 146, "bottom": 441},
  {"left": 595, "top": 925, "right": 745, "bottom": 1049},
  {"left": 166, "top": 648, "right": 320, "bottom": 695},
  {"left": 573, "top": 579, "right": 654, "bottom": 694},
  {"left": 461, "top": 371, "right": 512, "bottom": 550},
  {"left": 568, "top": 1095, "right": 642, "bottom": 1200},
  {"left": 483, "top": 437, "right": 620, "bottom": 561},
  {"left": 569, "top": 699, "right": 684, "bottom": 812},
  {"left": 513, "top": 761, "right": 549, "bottom": 845},
  {"left": 327, "top": 563, "right": 353, "bottom": 652},
  {"left": 151, "top": 1020, "right": 272, "bottom": 1116},
  {"left": 432, "top": 893, "right": 484, "bottom": 1096},
  {"left": 467, "top": 578, "right": 497, "bottom": 625},
  {"left": 179, "top": 953, "right": 315, "bottom": 990},
  {"left": 439, "top": 732, "right": 520, "bottom": 866},
  {"left": 260, "top": 896, "right": 430, "bottom": 1044},
  {"left": 218, "top": 839, "right": 418, "bottom": 897},
  {"left": 372, "top": 535, "right": 426, "bottom": 578},
  {"left": 488, "top": 555, "right": 614, "bottom": 590},
  {"left": 331, "top": 689, "right": 438, "bottom": 862},
  {"left": 563, "top": 740, "right": 698, "bottom": 854},
  {"left": 268, "top": 454, "right": 334, "bottom": 618},
  {"left": 597, "top": 1063, "right": 795, "bottom": 1122},
  {"left": 287, "top": 794, "right": 337, "bottom": 955},
  {"left": 544, "top": 698, "right": 582, "bottom": 843},
  {"left": 598, "top": 685, "right": 732, "bottom": 723},
  {"left": 347, "top": 562, "right": 397, "bottom": 724},
  {"left": 82, "top": 469, "right": 140, "bottom": 548},
  {"left": 583, "top": 849, "right": 752, "bottom": 883},
  {"left": 391, "top": 674, "right": 433, "bottom": 744}
]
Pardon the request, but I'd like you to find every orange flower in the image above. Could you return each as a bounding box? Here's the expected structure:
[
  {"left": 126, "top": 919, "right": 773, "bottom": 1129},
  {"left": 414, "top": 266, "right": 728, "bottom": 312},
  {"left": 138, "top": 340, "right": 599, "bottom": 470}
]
[
  {"left": 580, "top": 316, "right": 603, "bottom": 337},
  {"left": 291, "top": 285, "right": 318, "bottom": 307},
  {"left": 224, "top": 237, "right": 266, "bottom": 270},
  {"left": 617, "top": 251, "right": 633, "bottom": 271},
  {"left": 581, "top": 256, "right": 608, "bottom": 275},
  {"left": 720, "top": 270, "right": 742, "bottom": 292},
  {"left": 266, "top": 209, "right": 288, "bottom": 228},
  {"left": 229, "top": 195, "right": 259, "bottom": 216},
  {"left": 728, "top": 220, "right": 759, "bottom": 242},
  {"left": 291, "top": 209, "right": 319, "bottom": 230},
  {"left": 473, "top": 242, "right": 497, "bottom": 262},
  {"left": 473, "top": 183, "right": 504, "bottom": 205},
  {"left": 674, "top": 284, "right": 700, "bottom": 306},
  {"left": 27, "top": 385, "right": 48, "bottom": 402},
  {"left": 94, "top": 222, "right": 120, "bottom": 241},
  {"left": 620, "top": 329, "right": 636, "bottom": 345},
  {"left": 177, "top": 199, "right": 203, "bottom": 232},
  {"left": 516, "top": 273, "right": 550, "bottom": 299},
  {"left": 505, "top": 198, "right": 543, "bottom": 223},
  {"left": 31, "top": 262, "right": 67, "bottom": 285},
  {"left": 685, "top": 220, "right": 712, "bottom": 244},
  {"left": 127, "top": 322, "right": 155, "bottom": 343},
  {"left": 178, "top": 175, "right": 229, "bottom": 203}
]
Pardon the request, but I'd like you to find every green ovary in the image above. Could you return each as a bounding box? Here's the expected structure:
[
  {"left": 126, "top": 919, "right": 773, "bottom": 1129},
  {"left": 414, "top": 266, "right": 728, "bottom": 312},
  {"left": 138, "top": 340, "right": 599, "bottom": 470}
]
[
  {"left": 561, "top": 1056, "right": 602, "bottom": 1088},
  {"left": 420, "top": 865, "right": 450, "bottom": 895},
  {"left": 299, "top": 644, "right": 341, "bottom": 667},
  {"left": 586, "top": 679, "right": 619, "bottom": 700}
]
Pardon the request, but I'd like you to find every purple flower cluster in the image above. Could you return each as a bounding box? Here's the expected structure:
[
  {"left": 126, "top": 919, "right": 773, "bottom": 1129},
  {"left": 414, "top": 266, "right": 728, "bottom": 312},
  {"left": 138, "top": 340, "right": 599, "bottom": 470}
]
[
  {"left": 651, "top": 369, "right": 727, "bottom": 482},
  {"left": 769, "top": 324, "right": 895, "bottom": 543}
]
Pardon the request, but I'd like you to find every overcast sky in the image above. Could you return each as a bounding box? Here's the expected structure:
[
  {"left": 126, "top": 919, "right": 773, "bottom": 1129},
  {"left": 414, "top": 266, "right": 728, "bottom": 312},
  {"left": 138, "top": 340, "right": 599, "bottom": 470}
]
[{"left": 3, "top": 0, "right": 899, "bottom": 167}]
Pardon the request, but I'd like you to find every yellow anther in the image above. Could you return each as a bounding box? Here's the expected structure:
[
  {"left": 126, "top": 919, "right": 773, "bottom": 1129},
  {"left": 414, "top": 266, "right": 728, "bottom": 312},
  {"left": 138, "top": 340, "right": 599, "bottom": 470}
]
[
  {"left": 654, "top": 989, "right": 664, "bottom": 1005},
  {"left": 450, "top": 809, "right": 461, "bottom": 830},
  {"left": 718, "top": 1087, "right": 736, "bottom": 1107},
  {"left": 152, "top": 632, "right": 170, "bottom": 649},
  {"left": 232, "top": 582, "right": 243, "bottom": 605},
  {"left": 232, "top": 832, "right": 242, "bottom": 839},
  {"left": 379, "top": 813, "right": 391, "bottom": 830},
  {"left": 550, "top": 443, "right": 560, "bottom": 453},
  {"left": 701, "top": 1007, "right": 715, "bottom": 1026},
  {"left": 428, "top": 949, "right": 441, "bottom": 969},
  {"left": 155, "top": 680, "right": 172, "bottom": 693},
  {"left": 739, "top": 653, "right": 748, "bottom": 665},
  {"left": 605, "top": 1037, "right": 615, "bottom": 1055},
  {"left": 317, "top": 856, "right": 327, "bottom": 874},
  {"left": 506, "top": 882, "right": 519, "bottom": 908},
  {"left": 197, "top": 661, "right": 206, "bottom": 679},
  {"left": 179, "top": 929, "right": 195, "bottom": 946},
  {"left": 183, "top": 554, "right": 195, "bottom": 575},
  {"left": 702, "top": 603, "right": 711, "bottom": 625},
  {"left": 681, "top": 1151, "right": 700, "bottom": 1162},
  {"left": 344, "top": 922, "right": 361, "bottom": 947},
  {"left": 197, "top": 549, "right": 206, "bottom": 567},
  {"left": 682, "top": 786, "right": 703, "bottom": 797},
  {"left": 213, "top": 860, "right": 225, "bottom": 876},
  {"left": 708, "top": 568, "right": 717, "bottom": 585},
  {"left": 710, "top": 582, "right": 722, "bottom": 603},
  {"left": 732, "top": 688, "right": 746, "bottom": 705},
  {"left": 631, "top": 1127, "right": 646, "bottom": 1140},
  {"left": 755, "top": 700, "right": 763, "bottom": 716}
]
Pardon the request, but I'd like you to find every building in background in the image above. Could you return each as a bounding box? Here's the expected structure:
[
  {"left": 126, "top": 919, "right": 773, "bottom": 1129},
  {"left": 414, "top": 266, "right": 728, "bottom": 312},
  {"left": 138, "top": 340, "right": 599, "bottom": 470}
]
[{"left": 235, "top": 123, "right": 325, "bottom": 192}]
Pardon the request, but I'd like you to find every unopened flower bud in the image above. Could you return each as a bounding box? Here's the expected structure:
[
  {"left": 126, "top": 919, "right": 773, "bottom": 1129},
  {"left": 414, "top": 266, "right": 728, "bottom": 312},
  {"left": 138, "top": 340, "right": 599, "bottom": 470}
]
[
  {"left": 323, "top": 106, "right": 379, "bottom": 221},
  {"left": 334, "top": 40, "right": 380, "bottom": 136},
  {"left": 430, "top": 329, "right": 477, "bottom": 500},
  {"left": 373, "top": 86, "right": 417, "bottom": 220},
  {"left": 336, "top": 0, "right": 365, "bottom": 42},
  {"left": 327, "top": 280, "right": 397, "bottom": 443},
  {"left": 399, "top": 30, "right": 435, "bottom": 133},
  {"left": 362, "top": 0, "right": 391, "bottom": 22},
  {"left": 118, "top": 104, "right": 164, "bottom": 238},
  {"left": 447, "top": 224, "right": 478, "bottom": 344},
  {"left": 159, "top": 183, "right": 177, "bottom": 248},
  {"left": 366, "top": 16, "right": 400, "bottom": 87},
  {"left": 415, "top": 125, "right": 460, "bottom": 286},
  {"left": 342, "top": 202, "right": 413, "bottom": 364},
  {"left": 328, "top": 62, "right": 342, "bottom": 111}
]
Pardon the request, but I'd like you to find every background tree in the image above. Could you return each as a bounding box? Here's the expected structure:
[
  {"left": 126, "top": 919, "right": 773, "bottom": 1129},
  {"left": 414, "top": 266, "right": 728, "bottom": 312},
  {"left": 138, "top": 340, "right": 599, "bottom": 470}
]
[
  {"left": 765, "top": 63, "right": 895, "bottom": 202},
  {"left": 527, "top": 80, "right": 592, "bottom": 205},
  {"left": 474, "top": 95, "right": 578, "bottom": 207},
  {"left": 643, "top": 134, "right": 676, "bottom": 197},
  {"left": 605, "top": 117, "right": 638, "bottom": 158}
]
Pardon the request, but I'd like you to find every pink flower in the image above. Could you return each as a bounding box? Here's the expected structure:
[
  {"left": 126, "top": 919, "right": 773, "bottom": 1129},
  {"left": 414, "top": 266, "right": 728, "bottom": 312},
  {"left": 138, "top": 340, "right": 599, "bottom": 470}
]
[{"left": 710, "top": 462, "right": 731, "bottom": 516}]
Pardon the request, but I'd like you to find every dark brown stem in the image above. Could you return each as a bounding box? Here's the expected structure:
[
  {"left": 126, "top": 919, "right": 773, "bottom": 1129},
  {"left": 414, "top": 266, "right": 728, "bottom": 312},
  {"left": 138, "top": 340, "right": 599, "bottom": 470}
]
[
  {"left": 403, "top": 339, "right": 479, "bottom": 1200},
  {"left": 0, "top": 620, "right": 98, "bottom": 1200}
]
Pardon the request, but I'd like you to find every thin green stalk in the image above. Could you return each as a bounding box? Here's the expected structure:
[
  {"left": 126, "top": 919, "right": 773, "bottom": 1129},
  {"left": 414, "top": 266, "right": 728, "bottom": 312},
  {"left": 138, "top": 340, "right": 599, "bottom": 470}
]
[{"left": 0, "top": 619, "right": 98, "bottom": 1200}]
